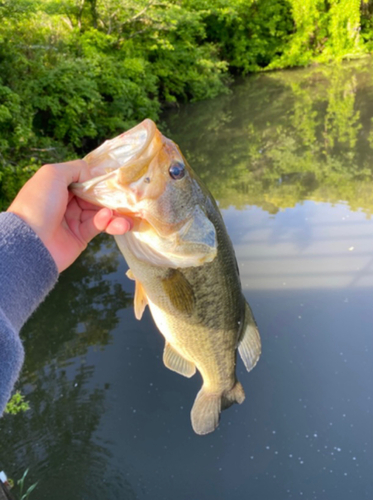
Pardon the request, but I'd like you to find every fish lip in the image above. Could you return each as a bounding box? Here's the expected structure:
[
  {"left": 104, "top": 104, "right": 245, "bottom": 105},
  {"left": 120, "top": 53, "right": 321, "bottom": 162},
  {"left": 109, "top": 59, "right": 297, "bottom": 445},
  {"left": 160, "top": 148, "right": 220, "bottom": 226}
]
[
  {"left": 69, "top": 170, "right": 130, "bottom": 212},
  {"left": 89, "top": 119, "right": 156, "bottom": 162},
  {"left": 69, "top": 119, "right": 163, "bottom": 210},
  {"left": 83, "top": 119, "right": 158, "bottom": 180},
  {"left": 69, "top": 175, "right": 144, "bottom": 223},
  {"left": 69, "top": 170, "right": 116, "bottom": 193}
]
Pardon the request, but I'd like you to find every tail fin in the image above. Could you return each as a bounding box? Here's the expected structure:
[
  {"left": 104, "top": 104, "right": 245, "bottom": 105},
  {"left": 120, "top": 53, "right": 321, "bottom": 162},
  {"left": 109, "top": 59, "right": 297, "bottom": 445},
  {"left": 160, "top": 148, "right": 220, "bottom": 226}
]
[{"left": 191, "top": 381, "right": 245, "bottom": 435}]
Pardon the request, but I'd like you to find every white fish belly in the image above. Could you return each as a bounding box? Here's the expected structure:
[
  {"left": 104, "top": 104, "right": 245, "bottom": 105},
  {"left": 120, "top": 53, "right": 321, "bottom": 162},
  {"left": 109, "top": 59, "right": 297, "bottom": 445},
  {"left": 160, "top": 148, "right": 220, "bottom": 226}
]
[{"left": 147, "top": 298, "right": 180, "bottom": 346}]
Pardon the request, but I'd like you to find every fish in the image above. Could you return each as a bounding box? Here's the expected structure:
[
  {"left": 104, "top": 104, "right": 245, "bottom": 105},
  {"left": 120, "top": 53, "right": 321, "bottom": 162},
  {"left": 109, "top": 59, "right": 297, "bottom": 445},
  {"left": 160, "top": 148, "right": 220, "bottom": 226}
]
[{"left": 70, "top": 119, "right": 261, "bottom": 435}]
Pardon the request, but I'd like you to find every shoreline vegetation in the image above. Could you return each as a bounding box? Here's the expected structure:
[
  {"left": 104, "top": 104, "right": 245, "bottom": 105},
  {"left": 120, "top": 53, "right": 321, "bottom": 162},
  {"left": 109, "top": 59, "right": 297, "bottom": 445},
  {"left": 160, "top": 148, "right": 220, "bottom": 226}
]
[{"left": 1, "top": 0, "right": 373, "bottom": 207}]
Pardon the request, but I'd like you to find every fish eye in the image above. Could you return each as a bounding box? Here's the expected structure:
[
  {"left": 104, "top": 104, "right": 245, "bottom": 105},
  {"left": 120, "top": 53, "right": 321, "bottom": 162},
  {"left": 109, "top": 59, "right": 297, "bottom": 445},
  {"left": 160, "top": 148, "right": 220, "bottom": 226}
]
[{"left": 169, "top": 161, "right": 185, "bottom": 180}]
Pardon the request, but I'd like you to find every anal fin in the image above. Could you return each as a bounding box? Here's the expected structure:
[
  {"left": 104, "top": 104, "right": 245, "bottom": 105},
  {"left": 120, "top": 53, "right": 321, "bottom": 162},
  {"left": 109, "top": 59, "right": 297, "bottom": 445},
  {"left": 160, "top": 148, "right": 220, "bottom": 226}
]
[
  {"left": 163, "top": 342, "right": 196, "bottom": 378},
  {"left": 238, "top": 302, "right": 261, "bottom": 372}
]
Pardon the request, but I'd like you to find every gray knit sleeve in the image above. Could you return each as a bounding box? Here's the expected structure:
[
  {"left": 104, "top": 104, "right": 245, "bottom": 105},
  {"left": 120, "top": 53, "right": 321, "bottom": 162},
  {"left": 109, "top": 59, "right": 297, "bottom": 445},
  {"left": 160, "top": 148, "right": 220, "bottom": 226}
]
[{"left": 0, "top": 212, "right": 58, "bottom": 415}]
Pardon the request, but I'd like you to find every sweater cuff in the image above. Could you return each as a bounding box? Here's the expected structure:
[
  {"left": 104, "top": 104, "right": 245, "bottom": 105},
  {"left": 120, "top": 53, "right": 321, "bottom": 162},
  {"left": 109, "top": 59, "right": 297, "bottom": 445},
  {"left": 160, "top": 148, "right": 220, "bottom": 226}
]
[{"left": 0, "top": 212, "right": 58, "bottom": 331}]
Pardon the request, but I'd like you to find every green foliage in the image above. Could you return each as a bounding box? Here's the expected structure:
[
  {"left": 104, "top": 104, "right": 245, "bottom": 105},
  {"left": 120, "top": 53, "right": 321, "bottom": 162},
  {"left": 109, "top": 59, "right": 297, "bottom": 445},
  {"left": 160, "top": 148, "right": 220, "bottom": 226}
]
[
  {"left": 188, "top": 0, "right": 294, "bottom": 73},
  {"left": 5, "top": 391, "right": 30, "bottom": 415},
  {"left": 2, "top": 0, "right": 373, "bottom": 208},
  {"left": 326, "top": 0, "right": 362, "bottom": 57},
  {"left": 269, "top": 0, "right": 365, "bottom": 68}
]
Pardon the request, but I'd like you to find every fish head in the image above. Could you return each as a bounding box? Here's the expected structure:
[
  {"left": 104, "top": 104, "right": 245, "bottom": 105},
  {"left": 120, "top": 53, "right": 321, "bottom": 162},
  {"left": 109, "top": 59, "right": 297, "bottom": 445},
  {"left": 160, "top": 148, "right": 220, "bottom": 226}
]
[{"left": 70, "top": 119, "right": 217, "bottom": 267}]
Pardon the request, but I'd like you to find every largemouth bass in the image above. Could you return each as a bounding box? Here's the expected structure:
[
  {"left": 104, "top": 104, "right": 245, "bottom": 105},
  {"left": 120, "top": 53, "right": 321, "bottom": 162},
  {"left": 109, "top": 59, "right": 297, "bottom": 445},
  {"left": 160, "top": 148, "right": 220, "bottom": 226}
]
[{"left": 70, "top": 119, "right": 261, "bottom": 435}]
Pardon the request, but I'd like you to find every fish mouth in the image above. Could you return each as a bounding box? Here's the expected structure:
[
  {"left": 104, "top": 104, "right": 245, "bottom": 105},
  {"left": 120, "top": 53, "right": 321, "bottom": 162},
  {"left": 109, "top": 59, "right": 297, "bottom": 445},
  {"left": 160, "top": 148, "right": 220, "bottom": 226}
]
[
  {"left": 69, "top": 119, "right": 162, "bottom": 215},
  {"left": 70, "top": 170, "right": 134, "bottom": 214},
  {"left": 83, "top": 119, "right": 158, "bottom": 178}
]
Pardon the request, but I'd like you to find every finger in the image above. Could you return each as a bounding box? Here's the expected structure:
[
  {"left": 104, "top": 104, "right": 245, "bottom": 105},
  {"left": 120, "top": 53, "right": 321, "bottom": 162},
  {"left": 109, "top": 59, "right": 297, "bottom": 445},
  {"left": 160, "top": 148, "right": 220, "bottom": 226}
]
[
  {"left": 93, "top": 208, "right": 113, "bottom": 231},
  {"left": 105, "top": 217, "right": 132, "bottom": 235},
  {"left": 77, "top": 208, "right": 113, "bottom": 243},
  {"left": 65, "top": 196, "right": 83, "bottom": 221},
  {"left": 80, "top": 209, "right": 102, "bottom": 223},
  {"left": 43, "top": 159, "right": 90, "bottom": 186},
  {"left": 73, "top": 208, "right": 133, "bottom": 244},
  {"left": 75, "top": 197, "right": 104, "bottom": 211},
  {"left": 64, "top": 196, "right": 84, "bottom": 237}
]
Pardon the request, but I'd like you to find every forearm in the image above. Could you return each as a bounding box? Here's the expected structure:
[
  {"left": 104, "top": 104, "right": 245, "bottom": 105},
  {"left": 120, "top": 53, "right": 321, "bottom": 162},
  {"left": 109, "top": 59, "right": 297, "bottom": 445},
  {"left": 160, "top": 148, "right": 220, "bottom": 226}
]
[{"left": 0, "top": 212, "right": 58, "bottom": 415}]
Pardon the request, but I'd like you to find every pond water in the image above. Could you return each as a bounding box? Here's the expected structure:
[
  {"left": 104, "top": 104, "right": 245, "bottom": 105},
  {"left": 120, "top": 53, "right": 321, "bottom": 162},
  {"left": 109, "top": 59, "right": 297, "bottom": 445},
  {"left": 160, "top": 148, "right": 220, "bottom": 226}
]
[{"left": 1, "top": 60, "right": 373, "bottom": 499}]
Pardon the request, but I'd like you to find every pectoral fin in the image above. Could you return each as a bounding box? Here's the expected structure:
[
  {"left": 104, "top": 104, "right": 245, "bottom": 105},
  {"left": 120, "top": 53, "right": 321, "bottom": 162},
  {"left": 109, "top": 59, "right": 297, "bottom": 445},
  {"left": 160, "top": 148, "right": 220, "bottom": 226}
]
[
  {"left": 162, "top": 270, "right": 195, "bottom": 315},
  {"left": 163, "top": 343, "right": 196, "bottom": 378},
  {"left": 238, "top": 302, "right": 261, "bottom": 372},
  {"left": 134, "top": 279, "right": 148, "bottom": 320}
]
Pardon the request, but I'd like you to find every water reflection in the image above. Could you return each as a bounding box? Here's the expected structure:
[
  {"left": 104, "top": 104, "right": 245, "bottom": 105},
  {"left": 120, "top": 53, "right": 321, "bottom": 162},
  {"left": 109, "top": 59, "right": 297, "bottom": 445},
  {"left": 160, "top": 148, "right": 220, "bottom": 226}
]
[
  {"left": 166, "top": 58, "right": 373, "bottom": 216},
  {"left": 22, "top": 234, "right": 131, "bottom": 373},
  {"left": 0, "top": 60, "right": 372, "bottom": 500},
  {"left": 0, "top": 362, "right": 138, "bottom": 499},
  {"left": 0, "top": 235, "right": 135, "bottom": 498},
  {"left": 229, "top": 202, "right": 373, "bottom": 290}
]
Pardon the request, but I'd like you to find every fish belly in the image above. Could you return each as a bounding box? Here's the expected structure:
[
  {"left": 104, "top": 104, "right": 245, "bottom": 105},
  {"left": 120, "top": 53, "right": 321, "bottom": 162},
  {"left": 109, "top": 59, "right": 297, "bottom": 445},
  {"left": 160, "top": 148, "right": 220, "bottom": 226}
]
[{"left": 147, "top": 296, "right": 236, "bottom": 389}]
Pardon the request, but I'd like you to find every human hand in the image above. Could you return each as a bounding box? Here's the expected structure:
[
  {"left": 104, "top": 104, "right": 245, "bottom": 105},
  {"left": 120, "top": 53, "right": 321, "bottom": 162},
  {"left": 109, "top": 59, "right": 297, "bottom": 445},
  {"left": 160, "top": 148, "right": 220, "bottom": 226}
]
[{"left": 7, "top": 160, "right": 132, "bottom": 273}]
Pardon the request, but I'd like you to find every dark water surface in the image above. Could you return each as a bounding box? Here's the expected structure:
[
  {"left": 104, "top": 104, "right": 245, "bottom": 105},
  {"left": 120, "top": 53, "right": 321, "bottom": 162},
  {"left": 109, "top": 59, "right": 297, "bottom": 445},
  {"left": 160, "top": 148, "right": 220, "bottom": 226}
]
[{"left": 1, "top": 60, "right": 373, "bottom": 499}]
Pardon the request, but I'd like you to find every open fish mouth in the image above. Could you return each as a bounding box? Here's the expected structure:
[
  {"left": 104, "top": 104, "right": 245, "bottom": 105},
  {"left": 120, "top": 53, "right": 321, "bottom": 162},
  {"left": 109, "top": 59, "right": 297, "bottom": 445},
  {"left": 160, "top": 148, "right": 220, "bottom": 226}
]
[
  {"left": 83, "top": 119, "right": 159, "bottom": 178},
  {"left": 69, "top": 119, "right": 163, "bottom": 213},
  {"left": 70, "top": 169, "right": 136, "bottom": 214}
]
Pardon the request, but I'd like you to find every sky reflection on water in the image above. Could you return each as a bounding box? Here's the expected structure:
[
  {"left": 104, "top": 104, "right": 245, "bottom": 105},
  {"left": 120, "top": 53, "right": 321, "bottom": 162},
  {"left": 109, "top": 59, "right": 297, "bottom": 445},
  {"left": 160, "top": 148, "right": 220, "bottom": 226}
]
[{"left": 229, "top": 201, "right": 373, "bottom": 291}]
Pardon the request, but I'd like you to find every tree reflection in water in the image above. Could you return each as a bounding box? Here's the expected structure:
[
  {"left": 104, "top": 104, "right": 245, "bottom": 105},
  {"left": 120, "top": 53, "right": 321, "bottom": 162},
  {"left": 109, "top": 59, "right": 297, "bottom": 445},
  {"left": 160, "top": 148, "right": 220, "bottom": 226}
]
[
  {"left": 22, "top": 234, "right": 131, "bottom": 373},
  {"left": 165, "top": 58, "right": 373, "bottom": 216},
  {"left": 0, "top": 234, "right": 136, "bottom": 499}
]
